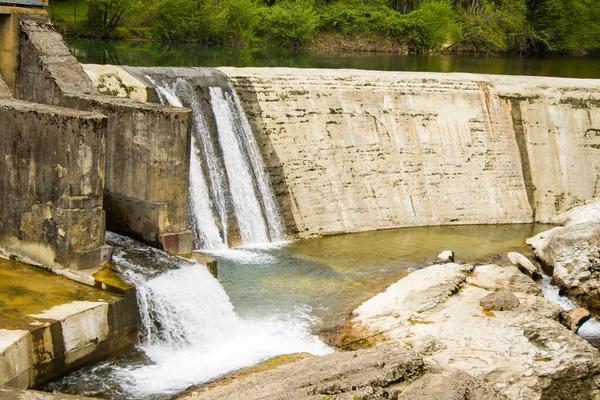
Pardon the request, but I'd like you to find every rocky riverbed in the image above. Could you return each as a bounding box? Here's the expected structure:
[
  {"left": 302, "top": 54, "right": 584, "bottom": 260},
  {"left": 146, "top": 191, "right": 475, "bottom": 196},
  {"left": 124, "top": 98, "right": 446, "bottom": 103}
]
[{"left": 181, "top": 202, "right": 600, "bottom": 400}]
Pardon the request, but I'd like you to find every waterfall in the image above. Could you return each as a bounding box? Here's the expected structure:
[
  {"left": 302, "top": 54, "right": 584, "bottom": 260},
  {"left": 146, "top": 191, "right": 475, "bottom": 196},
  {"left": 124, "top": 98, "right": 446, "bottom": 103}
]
[
  {"left": 103, "top": 232, "right": 330, "bottom": 398},
  {"left": 128, "top": 67, "right": 285, "bottom": 249}
]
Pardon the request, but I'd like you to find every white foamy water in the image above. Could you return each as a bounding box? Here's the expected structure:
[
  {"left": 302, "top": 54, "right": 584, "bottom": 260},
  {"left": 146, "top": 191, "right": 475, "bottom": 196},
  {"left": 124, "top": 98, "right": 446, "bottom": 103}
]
[
  {"left": 108, "top": 234, "right": 331, "bottom": 398},
  {"left": 141, "top": 70, "right": 285, "bottom": 250}
]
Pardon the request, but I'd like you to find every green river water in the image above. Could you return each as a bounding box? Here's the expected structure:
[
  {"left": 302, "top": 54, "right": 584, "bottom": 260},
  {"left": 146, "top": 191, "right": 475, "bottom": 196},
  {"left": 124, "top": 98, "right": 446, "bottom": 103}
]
[
  {"left": 216, "top": 223, "right": 555, "bottom": 332},
  {"left": 67, "top": 39, "right": 600, "bottom": 78}
]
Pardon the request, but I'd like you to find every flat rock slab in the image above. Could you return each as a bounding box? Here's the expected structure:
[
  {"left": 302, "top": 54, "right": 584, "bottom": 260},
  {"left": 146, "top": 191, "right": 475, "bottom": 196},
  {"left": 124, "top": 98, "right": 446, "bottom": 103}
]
[
  {"left": 181, "top": 344, "right": 425, "bottom": 400},
  {"left": 346, "top": 263, "right": 600, "bottom": 400},
  {"left": 399, "top": 369, "right": 507, "bottom": 400}
]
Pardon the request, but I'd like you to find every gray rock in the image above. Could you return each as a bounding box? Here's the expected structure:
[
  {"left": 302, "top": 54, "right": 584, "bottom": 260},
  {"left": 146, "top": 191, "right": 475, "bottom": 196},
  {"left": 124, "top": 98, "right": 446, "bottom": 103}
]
[
  {"left": 347, "top": 262, "right": 600, "bottom": 399},
  {"left": 480, "top": 291, "right": 520, "bottom": 311},
  {"left": 399, "top": 369, "right": 507, "bottom": 400},
  {"left": 410, "top": 335, "right": 447, "bottom": 356},
  {"left": 507, "top": 252, "right": 540, "bottom": 280}
]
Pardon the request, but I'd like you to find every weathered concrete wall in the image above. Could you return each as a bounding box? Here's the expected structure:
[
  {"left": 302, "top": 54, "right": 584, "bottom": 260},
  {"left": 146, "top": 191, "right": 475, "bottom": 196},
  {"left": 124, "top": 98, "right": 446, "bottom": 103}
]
[
  {"left": 13, "top": 9, "right": 193, "bottom": 254},
  {"left": 0, "top": 95, "right": 112, "bottom": 270},
  {"left": 220, "top": 68, "right": 600, "bottom": 238},
  {"left": 0, "top": 299, "right": 139, "bottom": 389}
]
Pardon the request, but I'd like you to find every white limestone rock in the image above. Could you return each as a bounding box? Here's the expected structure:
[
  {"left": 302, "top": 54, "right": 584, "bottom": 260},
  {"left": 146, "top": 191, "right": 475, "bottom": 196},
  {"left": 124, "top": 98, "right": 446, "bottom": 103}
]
[
  {"left": 348, "top": 263, "right": 600, "bottom": 400},
  {"left": 507, "top": 252, "right": 540, "bottom": 280},
  {"left": 436, "top": 250, "right": 455, "bottom": 263}
]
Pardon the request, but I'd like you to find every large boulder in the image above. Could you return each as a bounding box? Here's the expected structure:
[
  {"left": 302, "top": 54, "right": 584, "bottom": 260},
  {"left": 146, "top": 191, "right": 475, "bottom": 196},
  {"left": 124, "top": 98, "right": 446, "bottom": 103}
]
[
  {"left": 527, "top": 201, "right": 600, "bottom": 312},
  {"left": 341, "top": 263, "right": 600, "bottom": 400},
  {"left": 480, "top": 291, "right": 520, "bottom": 311}
]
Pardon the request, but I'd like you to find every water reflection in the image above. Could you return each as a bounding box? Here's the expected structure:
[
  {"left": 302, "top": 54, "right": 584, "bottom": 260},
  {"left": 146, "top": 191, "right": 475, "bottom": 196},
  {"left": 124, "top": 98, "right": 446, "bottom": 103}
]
[{"left": 68, "top": 39, "right": 600, "bottom": 78}]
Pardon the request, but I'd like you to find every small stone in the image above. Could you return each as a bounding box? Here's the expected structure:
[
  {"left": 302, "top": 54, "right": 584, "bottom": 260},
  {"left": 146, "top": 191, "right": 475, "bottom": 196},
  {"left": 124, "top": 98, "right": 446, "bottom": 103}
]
[
  {"left": 507, "top": 252, "right": 540, "bottom": 280},
  {"left": 437, "top": 250, "right": 455, "bottom": 263},
  {"left": 480, "top": 291, "right": 520, "bottom": 311}
]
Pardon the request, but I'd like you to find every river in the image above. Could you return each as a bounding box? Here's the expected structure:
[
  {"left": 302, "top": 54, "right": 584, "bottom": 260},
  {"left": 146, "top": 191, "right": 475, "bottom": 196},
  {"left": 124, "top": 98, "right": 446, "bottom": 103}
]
[{"left": 67, "top": 39, "right": 600, "bottom": 78}]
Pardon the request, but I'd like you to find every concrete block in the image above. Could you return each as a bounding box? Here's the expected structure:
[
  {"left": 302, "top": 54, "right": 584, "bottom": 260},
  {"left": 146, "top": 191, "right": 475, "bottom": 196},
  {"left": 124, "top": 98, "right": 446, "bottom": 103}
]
[
  {"left": 0, "top": 330, "right": 32, "bottom": 388},
  {"left": 29, "top": 301, "right": 109, "bottom": 365}
]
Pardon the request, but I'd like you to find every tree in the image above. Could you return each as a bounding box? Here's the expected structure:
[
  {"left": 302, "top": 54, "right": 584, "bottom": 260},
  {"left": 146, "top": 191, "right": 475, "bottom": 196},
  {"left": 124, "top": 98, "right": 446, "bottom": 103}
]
[{"left": 87, "top": 0, "right": 134, "bottom": 37}]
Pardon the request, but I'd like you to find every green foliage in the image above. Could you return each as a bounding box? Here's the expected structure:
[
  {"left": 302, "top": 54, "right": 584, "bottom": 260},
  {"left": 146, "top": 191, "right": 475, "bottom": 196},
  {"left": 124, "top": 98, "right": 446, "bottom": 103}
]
[
  {"left": 52, "top": 0, "right": 599, "bottom": 53},
  {"left": 218, "top": 0, "right": 262, "bottom": 44},
  {"left": 259, "top": 0, "right": 319, "bottom": 47},
  {"left": 529, "top": 0, "right": 600, "bottom": 51},
  {"left": 406, "top": 0, "right": 457, "bottom": 51},
  {"left": 455, "top": 0, "right": 536, "bottom": 53},
  {"left": 153, "top": 0, "right": 222, "bottom": 43},
  {"left": 318, "top": 2, "right": 409, "bottom": 38}
]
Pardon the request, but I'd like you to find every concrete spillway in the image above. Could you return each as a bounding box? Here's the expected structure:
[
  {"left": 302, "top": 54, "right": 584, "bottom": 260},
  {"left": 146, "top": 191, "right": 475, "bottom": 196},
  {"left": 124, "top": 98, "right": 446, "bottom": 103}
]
[
  {"left": 124, "top": 67, "right": 286, "bottom": 250},
  {"left": 84, "top": 66, "right": 600, "bottom": 242},
  {"left": 221, "top": 68, "right": 600, "bottom": 238}
]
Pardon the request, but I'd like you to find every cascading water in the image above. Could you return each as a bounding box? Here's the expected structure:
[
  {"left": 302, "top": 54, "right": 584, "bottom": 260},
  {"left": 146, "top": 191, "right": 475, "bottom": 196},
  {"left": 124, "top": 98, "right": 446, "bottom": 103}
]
[
  {"left": 44, "top": 232, "right": 331, "bottom": 399},
  {"left": 129, "top": 67, "right": 285, "bottom": 249},
  {"left": 211, "top": 86, "right": 285, "bottom": 243}
]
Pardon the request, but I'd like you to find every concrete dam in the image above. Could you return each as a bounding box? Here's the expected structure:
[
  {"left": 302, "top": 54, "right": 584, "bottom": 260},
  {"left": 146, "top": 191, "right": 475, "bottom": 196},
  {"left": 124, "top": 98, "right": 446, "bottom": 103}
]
[
  {"left": 0, "top": 3, "right": 600, "bottom": 396},
  {"left": 90, "top": 64, "right": 600, "bottom": 243}
]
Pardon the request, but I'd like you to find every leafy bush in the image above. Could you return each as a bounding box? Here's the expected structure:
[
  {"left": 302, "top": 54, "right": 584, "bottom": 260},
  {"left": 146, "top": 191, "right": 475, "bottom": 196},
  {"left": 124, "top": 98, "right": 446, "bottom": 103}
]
[
  {"left": 259, "top": 0, "right": 319, "bottom": 47},
  {"left": 218, "top": 0, "right": 262, "bottom": 44},
  {"left": 318, "top": 2, "right": 410, "bottom": 38},
  {"left": 456, "top": 0, "right": 536, "bottom": 54},
  {"left": 153, "top": 0, "right": 222, "bottom": 43},
  {"left": 407, "top": 0, "right": 457, "bottom": 51}
]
